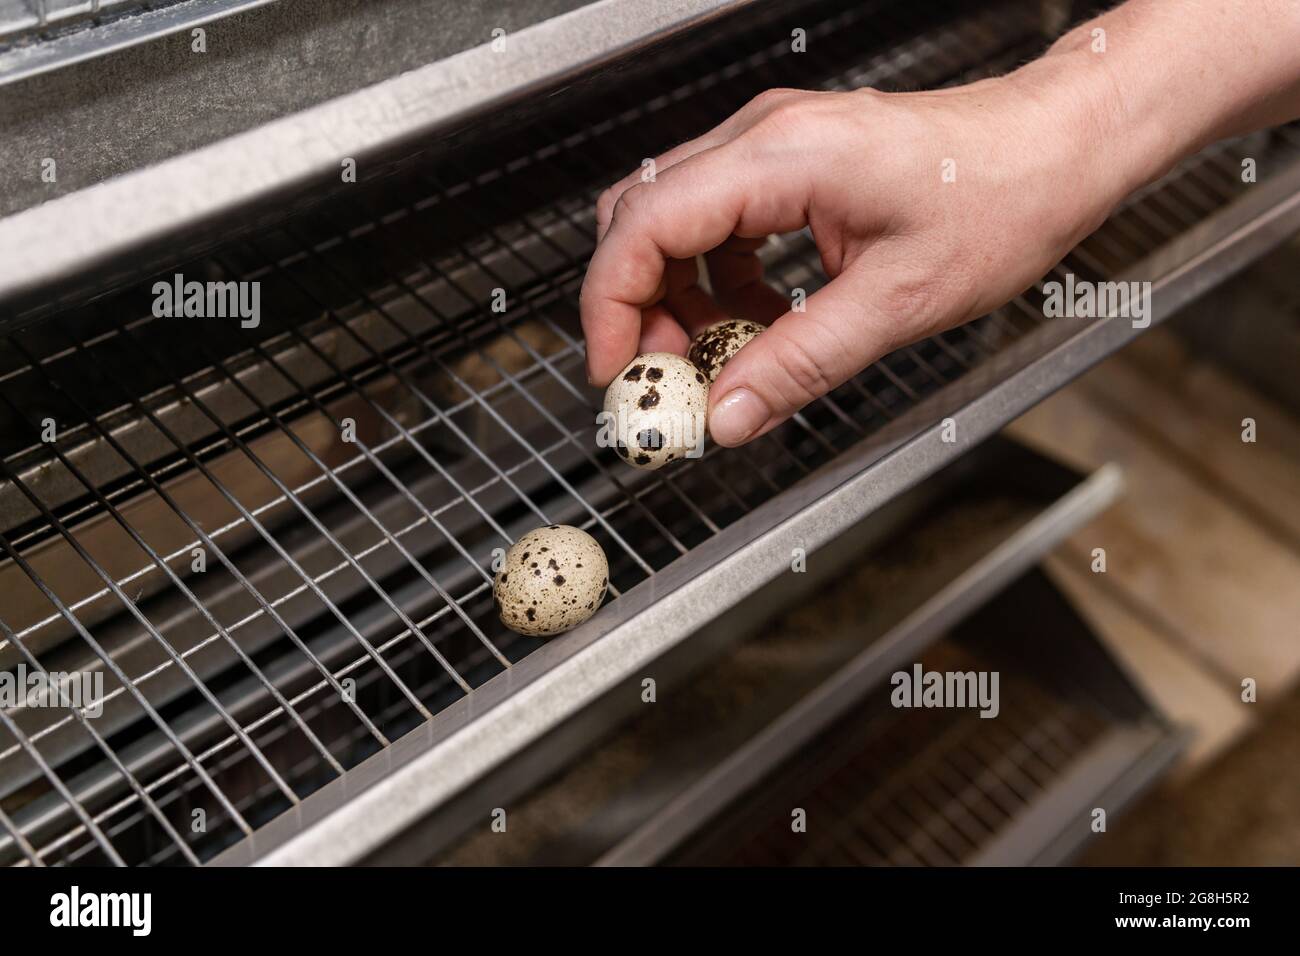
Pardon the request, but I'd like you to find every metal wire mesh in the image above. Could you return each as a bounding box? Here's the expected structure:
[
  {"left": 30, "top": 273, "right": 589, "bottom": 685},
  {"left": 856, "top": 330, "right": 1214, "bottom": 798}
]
[
  {"left": 0, "top": 0, "right": 1296, "bottom": 866},
  {"left": 673, "top": 639, "right": 1110, "bottom": 866},
  {"left": 0, "top": 1, "right": 182, "bottom": 50}
]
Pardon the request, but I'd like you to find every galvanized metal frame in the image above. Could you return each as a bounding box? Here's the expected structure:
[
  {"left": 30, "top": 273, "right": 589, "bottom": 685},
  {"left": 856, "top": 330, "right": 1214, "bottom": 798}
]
[
  {"left": 1, "top": 0, "right": 1030, "bottom": 862},
  {"left": 1, "top": 0, "right": 1297, "bottom": 867},
  {"left": 0, "top": 0, "right": 754, "bottom": 318},
  {"left": 595, "top": 462, "right": 1126, "bottom": 866},
  {"left": 0, "top": 1, "right": 277, "bottom": 82},
  {"left": 223, "top": 160, "right": 1300, "bottom": 865}
]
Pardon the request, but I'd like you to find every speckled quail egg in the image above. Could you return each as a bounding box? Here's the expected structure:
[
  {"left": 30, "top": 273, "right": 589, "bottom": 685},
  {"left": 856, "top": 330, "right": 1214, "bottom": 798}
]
[
  {"left": 688, "top": 319, "right": 765, "bottom": 382},
  {"left": 602, "top": 352, "right": 709, "bottom": 470},
  {"left": 494, "top": 525, "right": 609, "bottom": 637}
]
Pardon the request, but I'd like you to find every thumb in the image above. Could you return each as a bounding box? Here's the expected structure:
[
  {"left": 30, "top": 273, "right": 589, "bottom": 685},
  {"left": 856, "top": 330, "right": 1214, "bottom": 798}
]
[{"left": 707, "top": 269, "right": 892, "bottom": 446}]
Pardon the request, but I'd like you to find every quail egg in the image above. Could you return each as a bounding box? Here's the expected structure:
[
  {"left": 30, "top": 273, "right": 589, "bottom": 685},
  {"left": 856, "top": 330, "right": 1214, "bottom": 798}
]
[
  {"left": 602, "top": 352, "right": 708, "bottom": 470},
  {"left": 494, "top": 525, "right": 609, "bottom": 637},
  {"left": 687, "top": 319, "right": 765, "bottom": 382}
]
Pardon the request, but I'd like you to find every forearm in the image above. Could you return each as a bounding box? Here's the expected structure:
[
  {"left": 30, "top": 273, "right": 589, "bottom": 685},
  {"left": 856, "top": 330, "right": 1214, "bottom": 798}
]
[{"left": 1016, "top": 0, "right": 1300, "bottom": 204}]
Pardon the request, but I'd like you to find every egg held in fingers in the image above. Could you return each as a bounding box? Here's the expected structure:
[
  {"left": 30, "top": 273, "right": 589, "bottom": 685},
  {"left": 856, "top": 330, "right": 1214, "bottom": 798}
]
[
  {"left": 601, "top": 352, "right": 709, "bottom": 470},
  {"left": 687, "top": 319, "right": 764, "bottom": 382},
  {"left": 494, "top": 525, "right": 609, "bottom": 636}
]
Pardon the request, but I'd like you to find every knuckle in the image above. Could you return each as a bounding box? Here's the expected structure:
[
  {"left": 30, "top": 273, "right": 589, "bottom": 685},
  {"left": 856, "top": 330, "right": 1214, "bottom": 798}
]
[
  {"left": 751, "top": 99, "right": 814, "bottom": 140},
  {"left": 870, "top": 263, "right": 961, "bottom": 352},
  {"left": 769, "top": 331, "right": 835, "bottom": 404},
  {"left": 612, "top": 182, "right": 647, "bottom": 222},
  {"left": 743, "top": 87, "right": 805, "bottom": 119},
  {"left": 879, "top": 267, "right": 942, "bottom": 320},
  {"left": 595, "top": 186, "right": 621, "bottom": 225},
  {"left": 577, "top": 276, "right": 604, "bottom": 316},
  {"left": 748, "top": 87, "right": 792, "bottom": 109}
]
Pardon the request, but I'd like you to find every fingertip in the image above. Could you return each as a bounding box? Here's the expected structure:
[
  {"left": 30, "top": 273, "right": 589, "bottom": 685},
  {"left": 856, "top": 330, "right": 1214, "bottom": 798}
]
[{"left": 707, "top": 386, "right": 772, "bottom": 447}]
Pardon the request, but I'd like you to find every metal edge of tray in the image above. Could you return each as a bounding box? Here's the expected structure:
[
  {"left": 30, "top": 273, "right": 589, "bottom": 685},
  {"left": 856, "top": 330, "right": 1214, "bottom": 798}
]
[
  {"left": 593, "top": 461, "right": 1125, "bottom": 866},
  {"left": 0, "top": 0, "right": 752, "bottom": 314},
  {"left": 969, "top": 722, "right": 1188, "bottom": 867},
  {"left": 0, "top": 0, "right": 278, "bottom": 86},
  {"left": 1027, "top": 726, "right": 1192, "bottom": 867},
  {"left": 352, "top": 437, "right": 1092, "bottom": 866},
  {"left": 208, "top": 157, "right": 1300, "bottom": 867}
]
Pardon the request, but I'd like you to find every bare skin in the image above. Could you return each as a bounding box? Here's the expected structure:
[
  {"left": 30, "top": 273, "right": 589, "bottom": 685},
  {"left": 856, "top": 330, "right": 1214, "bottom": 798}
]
[{"left": 580, "top": 0, "right": 1300, "bottom": 446}]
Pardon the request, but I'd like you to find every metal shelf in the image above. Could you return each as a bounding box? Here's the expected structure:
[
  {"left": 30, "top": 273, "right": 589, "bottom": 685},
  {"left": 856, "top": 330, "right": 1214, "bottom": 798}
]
[
  {"left": 403, "top": 439, "right": 1133, "bottom": 866},
  {"left": 0, "top": 0, "right": 1295, "bottom": 867},
  {"left": 0, "top": 1, "right": 277, "bottom": 79},
  {"left": 594, "top": 453, "right": 1126, "bottom": 866},
  {"left": 232, "top": 153, "right": 1300, "bottom": 867},
  {"left": 663, "top": 570, "right": 1185, "bottom": 868}
]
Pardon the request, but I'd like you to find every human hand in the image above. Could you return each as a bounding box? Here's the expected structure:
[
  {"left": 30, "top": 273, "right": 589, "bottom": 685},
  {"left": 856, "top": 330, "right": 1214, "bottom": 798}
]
[
  {"left": 581, "top": 0, "right": 1300, "bottom": 448},
  {"left": 578, "top": 70, "right": 1138, "bottom": 446}
]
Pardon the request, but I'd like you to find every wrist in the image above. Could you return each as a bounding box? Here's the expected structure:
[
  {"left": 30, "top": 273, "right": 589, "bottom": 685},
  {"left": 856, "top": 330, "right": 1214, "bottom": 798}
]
[
  {"left": 973, "top": 55, "right": 1137, "bottom": 255},
  {"left": 1007, "top": 41, "right": 1167, "bottom": 220},
  {"left": 1020, "top": 0, "right": 1299, "bottom": 204}
]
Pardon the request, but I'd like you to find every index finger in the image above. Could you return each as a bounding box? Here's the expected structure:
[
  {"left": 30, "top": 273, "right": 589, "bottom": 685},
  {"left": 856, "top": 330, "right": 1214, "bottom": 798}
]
[{"left": 580, "top": 145, "right": 806, "bottom": 385}]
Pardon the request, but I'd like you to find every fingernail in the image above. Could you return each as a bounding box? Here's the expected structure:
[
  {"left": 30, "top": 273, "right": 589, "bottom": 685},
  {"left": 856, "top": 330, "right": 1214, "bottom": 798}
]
[{"left": 709, "top": 388, "right": 770, "bottom": 446}]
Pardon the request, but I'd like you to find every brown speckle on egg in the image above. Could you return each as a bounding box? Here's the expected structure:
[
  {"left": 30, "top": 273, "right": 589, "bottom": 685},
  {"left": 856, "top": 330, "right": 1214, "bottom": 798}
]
[
  {"left": 494, "top": 525, "right": 609, "bottom": 637},
  {"left": 603, "top": 352, "right": 709, "bottom": 472},
  {"left": 688, "top": 319, "right": 764, "bottom": 382}
]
